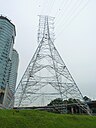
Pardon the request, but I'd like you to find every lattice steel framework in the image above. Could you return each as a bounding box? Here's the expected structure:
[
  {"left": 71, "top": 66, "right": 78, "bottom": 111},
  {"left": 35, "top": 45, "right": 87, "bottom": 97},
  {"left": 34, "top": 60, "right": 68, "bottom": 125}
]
[{"left": 13, "top": 15, "right": 90, "bottom": 114}]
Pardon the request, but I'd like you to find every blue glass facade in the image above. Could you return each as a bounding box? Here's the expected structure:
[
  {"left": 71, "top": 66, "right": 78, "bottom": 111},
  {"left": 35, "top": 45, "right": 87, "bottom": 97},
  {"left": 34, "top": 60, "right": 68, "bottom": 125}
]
[
  {"left": 0, "top": 16, "right": 16, "bottom": 105},
  {"left": 9, "top": 49, "right": 19, "bottom": 94}
]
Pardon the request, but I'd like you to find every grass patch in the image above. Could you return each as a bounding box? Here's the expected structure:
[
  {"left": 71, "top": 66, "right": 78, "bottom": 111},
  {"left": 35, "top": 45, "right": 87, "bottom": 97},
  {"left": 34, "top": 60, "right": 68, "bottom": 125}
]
[{"left": 0, "top": 110, "right": 96, "bottom": 128}]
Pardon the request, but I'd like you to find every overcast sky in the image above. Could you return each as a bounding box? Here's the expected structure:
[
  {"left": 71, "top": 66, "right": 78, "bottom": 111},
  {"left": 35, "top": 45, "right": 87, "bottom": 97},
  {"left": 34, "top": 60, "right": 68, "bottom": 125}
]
[{"left": 0, "top": 0, "right": 96, "bottom": 99}]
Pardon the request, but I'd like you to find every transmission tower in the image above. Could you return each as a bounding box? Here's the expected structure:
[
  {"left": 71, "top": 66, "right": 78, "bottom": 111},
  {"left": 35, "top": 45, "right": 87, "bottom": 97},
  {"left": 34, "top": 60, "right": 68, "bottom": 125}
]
[{"left": 14, "top": 15, "right": 90, "bottom": 114}]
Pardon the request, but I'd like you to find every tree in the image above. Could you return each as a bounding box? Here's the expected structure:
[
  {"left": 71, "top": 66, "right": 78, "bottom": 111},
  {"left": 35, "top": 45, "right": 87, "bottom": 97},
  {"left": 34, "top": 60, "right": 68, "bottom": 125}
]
[
  {"left": 83, "top": 96, "right": 91, "bottom": 102},
  {"left": 48, "top": 98, "right": 63, "bottom": 106}
]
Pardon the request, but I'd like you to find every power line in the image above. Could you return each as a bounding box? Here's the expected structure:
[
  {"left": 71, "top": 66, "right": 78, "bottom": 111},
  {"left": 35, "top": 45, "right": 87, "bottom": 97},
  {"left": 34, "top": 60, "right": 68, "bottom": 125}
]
[
  {"left": 54, "top": 0, "right": 67, "bottom": 17},
  {"left": 49, "top": 0, "right": 56, "bottom": 14},
  {"left": 55, "top": 0, "right": 89, "bottom": 40},
  {"left": 55, "top": 0, "right": 72, "bottom": 23},
  {"left": 55, "top": 0, "right": 83, "bottom": 29}
]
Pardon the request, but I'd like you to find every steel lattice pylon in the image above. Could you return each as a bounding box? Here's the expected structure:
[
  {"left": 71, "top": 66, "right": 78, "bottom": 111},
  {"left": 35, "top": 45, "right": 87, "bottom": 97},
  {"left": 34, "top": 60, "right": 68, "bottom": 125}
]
[{"left": 14, "top": 15, "right": 90, "bottom": 114}]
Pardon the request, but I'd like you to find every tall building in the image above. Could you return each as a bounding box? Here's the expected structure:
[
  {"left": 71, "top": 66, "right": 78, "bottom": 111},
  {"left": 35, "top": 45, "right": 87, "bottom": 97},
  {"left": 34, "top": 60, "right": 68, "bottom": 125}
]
[
  {"left": 9, "top": 49, "right": 19, "bottom": 94},
  {"left": 3, "top": 49, "right": 19, "bottom": 107},
  {"left": 0, "top": 15, "right": 18, "bottom": 108}
]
